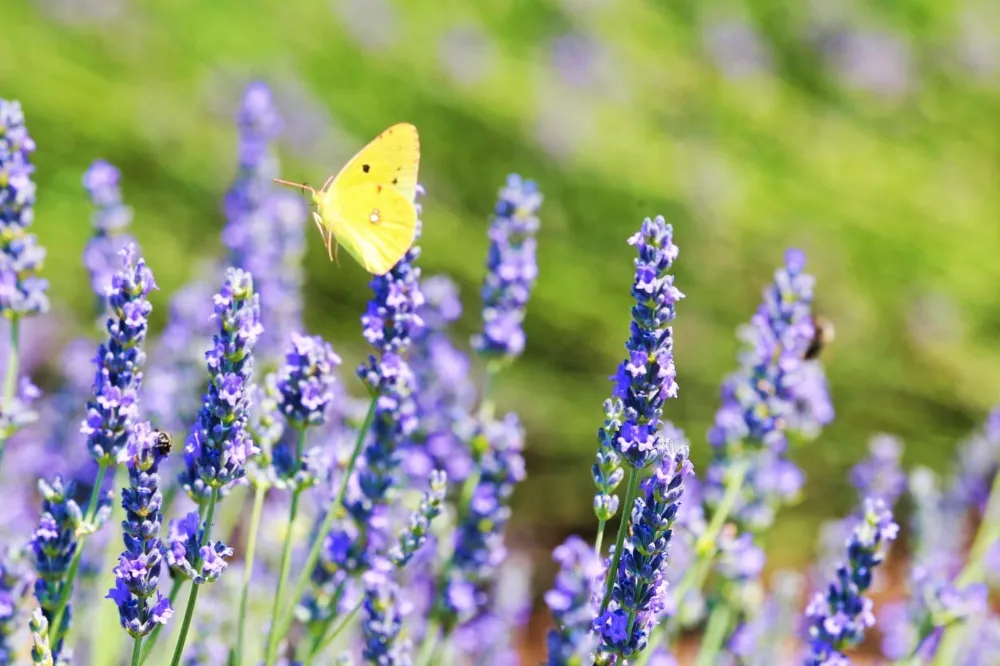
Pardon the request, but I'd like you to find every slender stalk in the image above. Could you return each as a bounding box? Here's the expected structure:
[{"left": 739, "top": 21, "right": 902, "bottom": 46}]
[
  {"left": 130, "top": 637, "right": 142, "bottom": 666},
  {"left": 232, "top": 482, "right": 267, "bottom": 666},
  {"left": 594, "top": 517, "right": 608, "bottom": 557},
  {"left": 272, "top": 398, "right": 377, "bottom": 645},
  {"left": 0, "top": 317, "right": 21, "bottom": 472},
  {"left": 50, "top": 460, "right": 111, "bottom": 644},
  {"left": 139, "top": 577, "right": 184, "bottom": 664},
  {"left": 312, "top": 599, "right": 363, "bottom": 657},
  {"left": 693, "top": 604, "right": 733, "bottom": 666},
  {"left": 415, "top": 625, "right": 441, "bottom": 666},
  {"left": 169, "top": 488, "right": 220, "bottom": 666},
  {"left": 264, "top": 431, "right": 307, "bottom": 666},
  {"left": 931, "top": 470, "right": 1000, "bottom": 666},
  {"left": 600, "top": 468, "right": 639, "bottom": 614}
]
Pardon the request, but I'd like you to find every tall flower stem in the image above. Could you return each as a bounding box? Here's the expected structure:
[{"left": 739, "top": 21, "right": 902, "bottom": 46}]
[
  {"left": 0, "top": 318, "right": 20, "bottom": 471},
  {"left": 169, "top": 488, "right": 220, "bottom": 666},
  {"left": 693, "top": 604, "right": 733, "bottom": 666},
  {"left": 264, "top": 430, "right": 307, "bottom": 666},
  {"left": 272, "top": 398, "right": 377, "bottom": 643},
  {"left": 931, "top": 470, "right": 1000, "bottom": 666},
  {"left": 49, "top": 460, "right": 110, "bottom": 644},
  {"left": 233, "top": 483, "right": 267, "bottom": 666},
  {"left": 309, "top": 599, "right": 363, "bottom": 661},
  {"left": 600, "top": 468, "right": 639, "bottom": 613},
  {"left": 130, "top": 636, "right": 142, "bottom": 666}
]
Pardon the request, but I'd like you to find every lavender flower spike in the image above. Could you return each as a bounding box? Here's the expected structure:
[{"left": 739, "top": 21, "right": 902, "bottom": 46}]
[
  {"left": 595, "top": 445, "right": 692, "bottom": 661},
  {"left": 106, "top": 422, "right": 173, "bottom": 637},
  {"left": 362, "top": 557, "right": 413, "bottom": 666},
  {"left": 1, "top": 547, "right": 32, "bottom": 663},
  {"left": 0, "top": 99, "right": 49, "bottom": 319},
  {"left": 545, "top": 535, "right": 603, "bottom": 665},
  {"left": 594, "top": 216, "right": 684, "bottom": 526},
  {"left": 472, "top": 174, "right": 541, "bottom": 361},
  {"left": 805, "top": 498, "right": 899, "bottom": 665},
  {"left": 179, "top": 267, "right": 262, "bottom": 502},
  {"left": 81, "top": 244, "right": 156, "bottom": 465},
  {"left": 82, "top": 160, "right": 137, "bottom": 311},
  {"left": 29, "top": 607, "right": 54, "bottom": 666},
  {"left": 389, "top": 469, "right": 447, "bottom": 568}
]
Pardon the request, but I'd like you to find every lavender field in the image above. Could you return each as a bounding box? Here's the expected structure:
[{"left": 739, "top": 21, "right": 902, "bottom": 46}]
[{"left": 2, "top": 1, "right": 1000, "bottom": 665}]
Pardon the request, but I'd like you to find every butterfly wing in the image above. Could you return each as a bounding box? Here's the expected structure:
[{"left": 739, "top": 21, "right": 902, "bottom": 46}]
[
  {"left": 328, "top": 182, "right": 418, "bottom": 276},
  {"left": 330, "top": 122, "right": 420, "bottom": 203}
]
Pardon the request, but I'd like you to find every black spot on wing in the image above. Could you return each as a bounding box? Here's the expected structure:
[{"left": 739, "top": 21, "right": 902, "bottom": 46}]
[
  {"left": 362, "top": 164, "right": 371, "bottom": 173},
  {"left": 392, "top": 178, "right": 398, "bottom": 185}
]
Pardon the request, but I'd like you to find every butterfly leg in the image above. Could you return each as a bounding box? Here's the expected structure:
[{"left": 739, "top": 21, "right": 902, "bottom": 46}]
[{"left": 320, "top": 174, "right": 336, "bottom": 193}]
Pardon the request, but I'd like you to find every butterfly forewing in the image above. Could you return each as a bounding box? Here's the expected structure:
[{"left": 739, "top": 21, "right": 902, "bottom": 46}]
[
  {"left": 331, "top": 122, "right": 420, "bottom": 203},
  {"left": 330, "top": 183, "right": 418, "bottom": 276}
]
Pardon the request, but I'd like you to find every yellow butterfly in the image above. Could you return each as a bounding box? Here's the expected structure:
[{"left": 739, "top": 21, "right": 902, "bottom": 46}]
[{"left": 275, "top": 122, "right": 420, "bottom": 276}]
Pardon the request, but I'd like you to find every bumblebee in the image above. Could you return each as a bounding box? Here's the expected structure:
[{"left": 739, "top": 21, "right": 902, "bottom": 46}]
[
  {"left": 153, "top": 430, "right": 173, "bottom": 455},
  {"left": 804, "top": 315, "right": 835, "bottom": 361}
]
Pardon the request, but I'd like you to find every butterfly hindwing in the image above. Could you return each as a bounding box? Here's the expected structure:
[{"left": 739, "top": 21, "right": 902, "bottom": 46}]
[
  {"left": 331, "top": 122, "right": 420, "bottom": 203},
  {"left": 328, "top": 182, "right": 418, "bottom": 276}
]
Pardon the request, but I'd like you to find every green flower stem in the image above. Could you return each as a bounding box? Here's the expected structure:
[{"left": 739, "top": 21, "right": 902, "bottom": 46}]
[
  {"left": 50, "top": 459, "right": 111, "bottom": 645},
  {"left": 272, "top": 398, "right": 377, "bottom": 645},
  {"left": 931, "top": 469, "right": 1000, "bottom": 666},
  {"left": 310, "top": 599, "right": 363, "bottom": 660},
  {"left": 0, "top": 317, "right": 21, "bottom": 472},
  {"left": 693, "top": 604, "right": 733, "bottom": 666},
  {"left": 130, "top": 637, "right": 142, "bottom": 666},
  {"left": 264, "top": 430, "right": 308, "bottom": 666},
  {"left": 600, "top": 467, "right": 639, "bottom": 614},
  {"left": 594, "top": 517, "right": 608, "bottom": 557},
  {"left": 139, "top": 577, "right": 184, "bottom": 664},
  {"left": 169, "top": 488, "right": 220, "bottom": 666},
  {"left": 415, "top": 624, "right": 441, "bottom": 666},
  {"left": 233, "top": 481, "right": 268, "bottom": 666}
]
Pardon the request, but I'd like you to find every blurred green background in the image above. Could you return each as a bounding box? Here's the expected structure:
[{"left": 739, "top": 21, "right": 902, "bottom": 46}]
[{"left": 3, "top": 0, "right": 1000, "bottom": 568}]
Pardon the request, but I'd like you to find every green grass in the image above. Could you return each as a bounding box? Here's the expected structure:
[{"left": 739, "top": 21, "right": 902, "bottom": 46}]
[{"left": 3, "top": 0, "right": 1000, "bottom": 562}]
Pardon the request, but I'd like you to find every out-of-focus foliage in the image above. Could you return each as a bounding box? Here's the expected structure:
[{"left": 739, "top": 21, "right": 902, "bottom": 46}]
[{"left": 3, "top": 0, "right": 1000, "bottom": 556}]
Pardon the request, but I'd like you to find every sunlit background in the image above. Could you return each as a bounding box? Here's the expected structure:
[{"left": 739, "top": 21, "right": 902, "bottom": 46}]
[{"left": 4, "top": 0, "right": 1000, "bottom": 657}]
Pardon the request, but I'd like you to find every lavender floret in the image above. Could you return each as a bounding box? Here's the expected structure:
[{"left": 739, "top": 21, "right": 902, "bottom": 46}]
[
  {"left": 81, "top": 160, "right": 137, "bottom": 311},
  {"left": 81, "top": 244, "right": 156, "bottom": 465},
  {"left": 106, "top": 422, "right": 173, "bottom": 637},
  {"left": 472, "top": 174, "right": 541, "bottom": 360},
  {"left": 545, "top": 535, "right": 602, "bottom": 665}
]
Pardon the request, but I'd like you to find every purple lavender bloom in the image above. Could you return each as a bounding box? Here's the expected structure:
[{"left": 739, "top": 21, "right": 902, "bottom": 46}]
[
  {"left": 81, "top": 244, "right": 156, "bottom": 465},
  {"left": 351, "top": 187, "right": 425, "bottom": 535},
  {"left": 545, "top": 535, "right": 602, "bottom": 665},
  {"left": 388, "top": 470, "right": 447, "bottom": 567},
  {"left": 361, "top": 557, "right": 413, "bottom": 665},
  {"left": 276, "top": 333, "right": 340, "bottom": 430},
  {"left": 106, "top": 422, "right": 173, "bottom": 637},
  {"left": 0, "top": 546, "right": 32, "bottom": 664},
  {"left": 946, "top": 407, "right": 1000, "bottom": 515},
  {"left": 222, "top": 82, "right": 307, "bottom": 364},
  {"left": 164, "top": 512, "right": 233, "bottom": 584},
  {"left": 705, "top": 249, "right": 831, "bottom": 531},
  {"left": 179, "top": 268, "right": 262, "bottom": 502},
  {"left": 594, "top": 216, "right": 684, "bottom": 525},
  {"left": 471, "top": 174, "right": 541, "bottom": 360},
  {"left": 0, "top": 99, "right": 50, "bottom": 319},
  {"left": 82, "top": 160, "right": 137, "bottom": 312},
  {"left": 805, "top": 498, "right": 899, "bottom": 665},
  {"left": 31, "top": 476, "right": 100, "bottom": 659},
  {"left": 408, "top": 275, "right": 476, "bottom": 485},
  {"left": 440, "top": 414, "right": 526, "bottom": 628},
  {"left": 850, "top": 434, "right": 907, "bottom": 506},
  {"left": 595, "top": 446, "right": 692, "bottom": 660}
]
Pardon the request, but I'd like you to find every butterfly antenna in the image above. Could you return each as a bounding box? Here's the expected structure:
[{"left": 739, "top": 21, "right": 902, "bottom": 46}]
[{"left": 273, "top": 178, "right": 315, "bottom": 195}]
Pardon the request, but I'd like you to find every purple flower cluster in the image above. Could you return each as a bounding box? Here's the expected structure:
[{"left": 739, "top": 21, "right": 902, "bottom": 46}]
[
  {"left": 472, "top": 174, "right": 541, "bottom": 360},
  {"left": 82, "top": 160, "right": 137, "bottom": 313},
  {"left": 0, "top": 547, "right": 32, "bottom": 663},
  {"left": 545, "top": 536, "right": 602, "bottom": 665},
  {"left": 595, "top": 446, "right": 691, "bottom": 660},
  {"left": 361, "top": 557, "right": 412, "bottom": 665},
  {"left": 179, "top": 268, "right": 262, "bottom": 501},
  {"left": 106, "top": 422, "right": 173, "bottom": 637},
  {"left": 82, "top": 244, "right": 156, "bottom": 465},
  {"left": 388, "top": 469, "right": 447, "bottom": 568},
  {"left": 805, "top": 498, "right": 899, "bottom": 665},
  {"left": 276, "top": 333, "right": 341, "bottom": 431},
  {"left": 0, "top": 99, "right": 49, "bottom": 319},
  {"left": 165, "top": 511, "right": 233, "bottom": 584},
  {"left": 594, "top": 216, "right": 683, "bottom": 527},
  {"left": 440, "top": 414, "right": 526, "bottom": 628},
  {"left": 705, "top": 249, "right": 833, "bottom": 532},
  {"left": 222, "top": 82, "right": 307, "bottom": 363}
]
